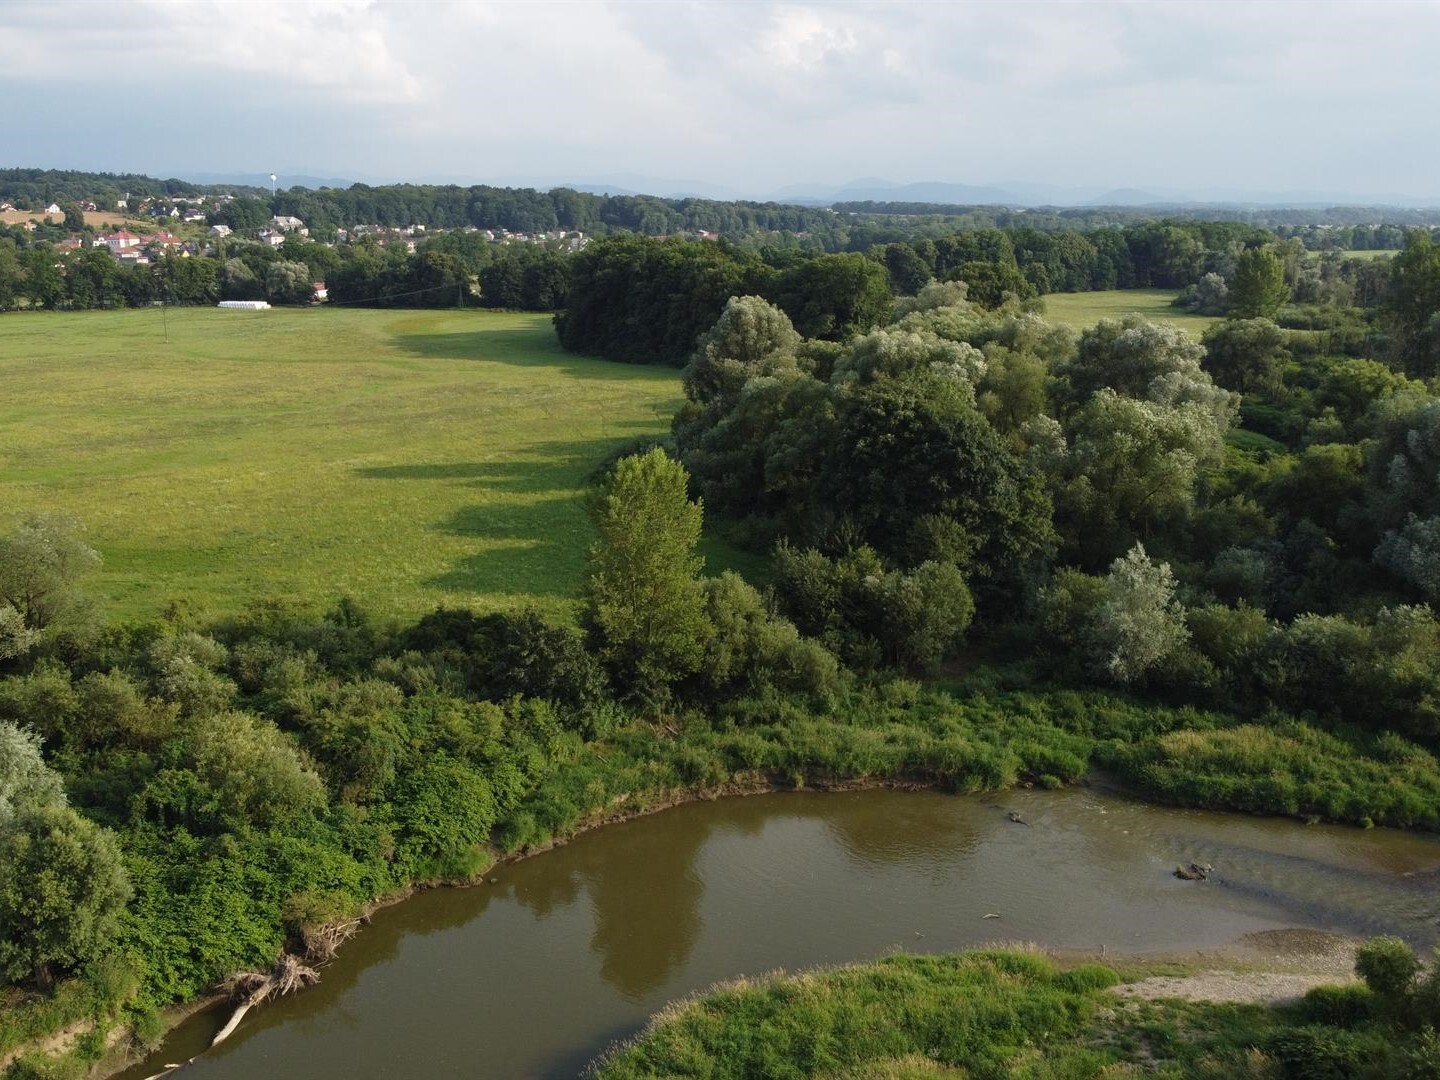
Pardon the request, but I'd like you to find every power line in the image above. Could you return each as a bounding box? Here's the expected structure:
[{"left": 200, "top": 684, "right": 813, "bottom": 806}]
[{"left": 320, "top": 282, "right": 472, "bottom": 307}]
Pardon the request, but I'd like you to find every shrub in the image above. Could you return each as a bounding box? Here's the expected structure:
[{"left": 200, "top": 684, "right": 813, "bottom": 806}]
[
  {"left": 1356, "top": 936, "right": 1421, "bottom": 1001},
  {"left": 1298, "top": 984, "right": 1376, "bottom": 1028},
  {"left": 1266, "top": 1026, "right": 1369, "bottom": 1080}
]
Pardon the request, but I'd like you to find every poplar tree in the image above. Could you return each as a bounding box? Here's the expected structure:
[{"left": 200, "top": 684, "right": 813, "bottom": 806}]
[
  {"left": 582, "top": 449, "right": 712, "bottom": 711},
  {"left": 1228, "top": 247, "right": 1290, "bottom": 319}
]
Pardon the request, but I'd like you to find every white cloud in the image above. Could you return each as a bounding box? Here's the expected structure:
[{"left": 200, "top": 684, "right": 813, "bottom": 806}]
[
  {"left": 0, "top": 0, "right": 423, "bottom": 103},
  {"left": 1, "top": 0, "right": 1439, "bottom": 198},
  {"left": 759, "top": 7, "right": 858, "bottom": 71}
]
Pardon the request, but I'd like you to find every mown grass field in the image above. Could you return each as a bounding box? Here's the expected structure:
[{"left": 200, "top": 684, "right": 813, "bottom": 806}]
[
  {"left": 1041, "top": 287, "right": 1221, "bottom": 336},
  {"left": 0, "top": 307, "right": 742, "bottom": 622},
  {"left": 1327, "top": 248, "right": 1400, "bottom": 261}
]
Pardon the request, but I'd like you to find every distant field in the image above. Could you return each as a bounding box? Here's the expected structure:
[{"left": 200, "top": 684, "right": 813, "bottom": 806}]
[
  {"left": 0, "top": 308, "right": 743, "bottom": 623},
  {"left": 0, "top": 209, "right": 156, "bottom": 230},
  {"left": 1040, "top": 289, "right": 1220, "bottom": 336},
  {"left": 1329, "top": 249, "right": 1400, "bottom": 261},
  {"left": 81, "top": 210, "right": 157, "bottom": 230}
]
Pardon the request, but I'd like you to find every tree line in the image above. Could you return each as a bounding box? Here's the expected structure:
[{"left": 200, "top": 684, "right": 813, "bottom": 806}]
[
  {"left": 6, "top": 166, "right": 1439, "bottom": 250},
  {"left": 555, "top": 227, "right": 1440, "bottom": 370},
  {"left": 0, "top": 233, "right": 573, "bottom": 312},
  {"left": 4, "top": 201, "right": 1438, "bottom": 322}
]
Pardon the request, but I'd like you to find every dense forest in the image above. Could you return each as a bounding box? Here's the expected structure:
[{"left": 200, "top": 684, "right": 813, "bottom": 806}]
[{"left": 555, "top": 227, "right": 1427, "bottom": 365}]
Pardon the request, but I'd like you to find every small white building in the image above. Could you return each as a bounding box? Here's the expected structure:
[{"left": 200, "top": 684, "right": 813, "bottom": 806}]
[{"left": 45, "top": 202, "right": 61, "bottom": 215}]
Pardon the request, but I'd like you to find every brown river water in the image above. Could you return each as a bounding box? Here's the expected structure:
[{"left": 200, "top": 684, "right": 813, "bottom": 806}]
[{"left": 117, "top": 787, "right": 1440, "bottom": 1079}]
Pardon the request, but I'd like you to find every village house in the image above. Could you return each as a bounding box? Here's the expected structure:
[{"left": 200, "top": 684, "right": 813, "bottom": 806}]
[
  {"left": 209, "top": 224, "right": 232, "bottom": 238},
  {"left": 44, "top": 203, "right": 61, "bottom": 215},
  {"left": 103, "top": 230, "right": 142, "bottom": 253},
  {"left": 270, "top": 215, "right": 308, "bottom": 235}
]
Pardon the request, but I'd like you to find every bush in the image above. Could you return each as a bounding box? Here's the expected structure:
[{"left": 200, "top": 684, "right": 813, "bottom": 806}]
[
  {"left": 1298, "top": 984, "right": 1376, "bottom": 1028},
  {"left": 1266, "top": 1026, "right": 1369, "bottom": 1080},
  {"left": 1356, "top": 936, "right": 1421, "bottom": 1001},
  {"left": 696, "top": 572, "right": 840, "bottom": 703},
  {"left": 772, "top": 546, "right": 974, "bottom": 674}
]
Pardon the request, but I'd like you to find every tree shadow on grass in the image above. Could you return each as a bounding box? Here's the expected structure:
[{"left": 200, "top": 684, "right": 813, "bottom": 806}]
[
  {"left": 354, "top": 432, "right": 671, "bottom": 492},
  {"left": 356, "top": 437, "right": 614, "bottom": 488},
  {"left": 355, "top": 445, "right": 605, "bottom": 599},
  {"left": 421, "top": 493, "right": 591, "bottom": 599},
  {"left": 390, "top": 328, "right": 680, "bottom": 386},
  {"left": 356, "top": 439, "right": 760, "bottom": 601}
]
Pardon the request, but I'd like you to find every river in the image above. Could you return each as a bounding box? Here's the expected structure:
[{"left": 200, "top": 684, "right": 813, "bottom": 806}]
[{"left": 118, "top": 787, "right": 1440, "bottom": 1079}]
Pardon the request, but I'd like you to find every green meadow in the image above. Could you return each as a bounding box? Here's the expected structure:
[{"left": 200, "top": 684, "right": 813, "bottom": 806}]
[
  {"left": 0, "top": 307, "right": 708, "bottom": 622},
  {"left": 1328, "top": 248, "right": 1400, "bottom": 260},
  {"left": 1041, "top": 287, "right": 1220, "bottom": 335}
]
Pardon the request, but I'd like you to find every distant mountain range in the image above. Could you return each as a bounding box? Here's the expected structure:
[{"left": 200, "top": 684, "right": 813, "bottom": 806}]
[{"left": 168, "top": 168, "right": 1440, "bottom": 209}]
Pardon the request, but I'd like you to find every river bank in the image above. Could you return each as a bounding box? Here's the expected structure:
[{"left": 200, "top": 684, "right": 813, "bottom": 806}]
[
  {"left": 99, "top": 783, "right": 1439, "bottom": 1080},
  {"left": 589, "top": 937, "right": 1388, "bottom": 1079},
  {"left": 84, "top": 773, "right": 950, "bottom": 1079},
  {"left": 11, "top": 680, "right": 1438, "bottom": 1079}
]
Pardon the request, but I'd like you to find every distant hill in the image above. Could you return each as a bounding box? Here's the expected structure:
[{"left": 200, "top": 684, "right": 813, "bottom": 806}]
[{"left": 185, "top": 171, "right": 361, "bottom": 191}]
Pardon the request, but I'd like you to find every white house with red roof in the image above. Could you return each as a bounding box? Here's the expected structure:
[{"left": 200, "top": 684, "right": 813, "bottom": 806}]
[{"left": 103, "top": 230, "right": 142, "bottom": 253}]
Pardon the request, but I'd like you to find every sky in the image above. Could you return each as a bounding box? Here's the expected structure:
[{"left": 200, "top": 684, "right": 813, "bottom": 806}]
[{"left": 4, "top": 0, "right": 1440, "bottom": 202}]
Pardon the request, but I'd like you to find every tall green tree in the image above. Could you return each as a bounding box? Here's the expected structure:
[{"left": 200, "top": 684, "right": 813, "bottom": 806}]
[
  {"left": 770, "top": 253, "right": 893, "bottom": 341},
  {"left": 0, "top": 803, "right": 131, "bottom": 987},
  {"left": 1201, "top": 318, "right": 1290, "bottom": 400},
  {"left": 683, "top": 295, "right": 800, "bottom": 409},
  {"left": 0, "top": 514, "right": 100, "bottom": 631},
  {"left": 1228, "top": 247, "right": 1290, "bottom": 319},
  {"left": 0, "top": 720, "right": 65, "bottom": 820},
  {"left": 582, "top": 449, "right": 713, "bottom": 710},
  {"left": 264, "top": 261, "right": 315, "bottom": 305},
  {"left": 1386, "top": 232, "right": 1440, "bottom": 377},
  {"left": 1042, "top": 544, "right": 1188, "bottom": 685}
]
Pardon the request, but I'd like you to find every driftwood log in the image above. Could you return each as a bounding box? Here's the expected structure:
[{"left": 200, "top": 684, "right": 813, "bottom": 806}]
[{"left": 210, "top": 953, "right": 320, "bottom": 1048}]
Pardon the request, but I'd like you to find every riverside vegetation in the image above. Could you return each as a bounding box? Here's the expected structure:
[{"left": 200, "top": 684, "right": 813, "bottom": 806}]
[
  {"left": 594, "top": 938, "right": 1440, "bottom": 1079},
  {"left": 3, "top": 229, "right": 1440, "bottom": 1078}
]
